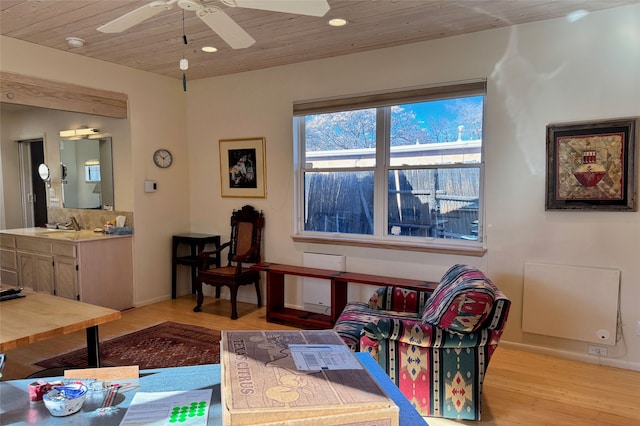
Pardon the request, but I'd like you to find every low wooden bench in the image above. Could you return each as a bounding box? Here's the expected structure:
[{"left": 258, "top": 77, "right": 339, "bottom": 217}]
[{"left": 251, "top": 262, "right": 438, "bottom": 328}]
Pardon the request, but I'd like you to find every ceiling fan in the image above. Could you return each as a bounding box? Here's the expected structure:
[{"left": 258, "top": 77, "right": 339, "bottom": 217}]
[{"left": 97, "top": 0, "right": 331, "bottom": 49}]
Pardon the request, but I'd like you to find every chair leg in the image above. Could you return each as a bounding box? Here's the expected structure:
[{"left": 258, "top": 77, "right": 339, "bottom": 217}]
[
  {"left": 230, "top": 286, "right": 239, "bottom": 320},
  {"left": 193, "top": 280, "right": 204, "bottom": 312},
  {"left": 215, "top": 286, "right": 221, "bottom": 299},
  {"left": 254, "top": 279, "right": 262, "bottom": 308}
]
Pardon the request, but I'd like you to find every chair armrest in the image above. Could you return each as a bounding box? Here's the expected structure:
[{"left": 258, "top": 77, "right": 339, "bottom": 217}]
[
  {"left": 362, "top": 318, "right": 499, "bottom": 349},
  {"left": 199, "top": 241, "right": 230, "bottom": 269}
]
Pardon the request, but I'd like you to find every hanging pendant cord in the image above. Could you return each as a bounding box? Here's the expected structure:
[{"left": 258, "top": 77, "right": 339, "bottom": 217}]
[
  {"left": 182, "top": 10, "right": 187, "bottom": 92},
  {"left": 183, "top": 10, "right": 188, "bottom": 46}
]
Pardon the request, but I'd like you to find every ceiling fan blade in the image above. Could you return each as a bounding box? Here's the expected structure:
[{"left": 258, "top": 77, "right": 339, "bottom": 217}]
[
  {"left": 197, "top": 7, "right": 255, "bottom": 49},
  {"left": 224, "top": 0, "right": 330, "bottom": 17},
  {"left": 97, "top": 0, "right": 176, "bottom": 33}
]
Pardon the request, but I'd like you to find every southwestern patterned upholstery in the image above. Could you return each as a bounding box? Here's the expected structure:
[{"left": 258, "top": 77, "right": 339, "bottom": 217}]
[
  {"left": 333, "top": 286, "right": 434, "bottom": 351},
  {"left": 333, "top": 264, "right": 510, "bottom": 421},
  {"left": 421, "top": 265, "right": 497, "bottom": 333}
]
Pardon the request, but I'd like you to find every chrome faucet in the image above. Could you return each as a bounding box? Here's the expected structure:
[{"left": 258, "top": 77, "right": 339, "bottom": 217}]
[{"left": 69, "top": 216, "right": 81, "bottom": 231}]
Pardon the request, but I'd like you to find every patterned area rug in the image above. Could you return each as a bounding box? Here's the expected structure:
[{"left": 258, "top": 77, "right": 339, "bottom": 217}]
[{"left": 36, "top": 321, "right": 221, "bottom": 370}]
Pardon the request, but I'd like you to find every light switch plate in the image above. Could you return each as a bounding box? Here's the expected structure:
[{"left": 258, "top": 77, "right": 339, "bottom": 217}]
[{"left": 144, "top": 180, "right": 157, "bottom": 193}]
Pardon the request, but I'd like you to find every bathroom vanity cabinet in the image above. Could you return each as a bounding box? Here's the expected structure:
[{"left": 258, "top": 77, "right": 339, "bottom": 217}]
[
  {"left": 0, "top": 234, "right": 19, "bottom": 286},
  {"left": 0, "top": 229, "right": 133, "bottom": 310}
]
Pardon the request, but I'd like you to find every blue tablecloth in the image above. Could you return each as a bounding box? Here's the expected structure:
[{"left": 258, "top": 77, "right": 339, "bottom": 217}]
[
  {"left": 0, "top": 354, "right": 426, "bottom": 425},
  {"left": 355, "top": 352, "right": 427, "bottom": 425}
]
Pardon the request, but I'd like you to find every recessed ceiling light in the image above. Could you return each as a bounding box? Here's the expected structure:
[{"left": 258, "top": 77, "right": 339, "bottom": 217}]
[
  {"left": 202, "top": 46, "right": 218, "bottom": 53},
  {"left": 328, "top": 18, "right": 348, "bottom": 27}
]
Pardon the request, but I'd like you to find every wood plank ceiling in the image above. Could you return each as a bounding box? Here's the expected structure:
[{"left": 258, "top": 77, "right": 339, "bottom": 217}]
[{"left": 1, "top": 0, "right": 636, "bottom": 81}]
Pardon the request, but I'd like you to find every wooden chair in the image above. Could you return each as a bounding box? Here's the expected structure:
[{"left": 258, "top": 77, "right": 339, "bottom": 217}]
[{"left": 193, "top": 205, "right": 264, "bottom": 319}]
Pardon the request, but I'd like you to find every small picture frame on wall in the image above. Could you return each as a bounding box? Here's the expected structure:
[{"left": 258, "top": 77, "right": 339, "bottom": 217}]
[
  {"left": 219, "top": 137, "right": 266, "bottom": 198},
  {"left": 545, "top": 117, "right": 638, "bottom": 211}
]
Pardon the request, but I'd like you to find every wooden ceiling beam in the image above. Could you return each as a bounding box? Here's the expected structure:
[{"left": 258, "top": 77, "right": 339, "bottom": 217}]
[{"left": 0, "top": 71, "right": 128, "bottom": 119}]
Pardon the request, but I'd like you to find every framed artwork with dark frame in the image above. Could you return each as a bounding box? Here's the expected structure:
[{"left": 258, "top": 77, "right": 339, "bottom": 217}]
[
  {"left": 546, "top": 117, "right": 637, "bottom": 211},
  {"left": 219, "top": 137, "right": 266, "bottom": 198}
]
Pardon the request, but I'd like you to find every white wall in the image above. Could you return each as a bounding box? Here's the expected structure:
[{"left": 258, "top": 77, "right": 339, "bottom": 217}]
[
  {"left": 186, "top": 5, "right": 640, "bottom": 369},
  {"left": 0, "top": 36, "right": 190, "bottom": 306}
]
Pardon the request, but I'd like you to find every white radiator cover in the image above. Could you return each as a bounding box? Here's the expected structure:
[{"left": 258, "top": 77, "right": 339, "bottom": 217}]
[
  {"left": 302, "top": 253, "right": 346, "bottom": 314},
  {"left": 522, "top": 262, "right": 620, "bottom": 346}
]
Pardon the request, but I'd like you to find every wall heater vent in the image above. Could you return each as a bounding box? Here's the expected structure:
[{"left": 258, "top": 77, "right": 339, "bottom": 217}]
[
  {"left": 302, "top": 253, "right": 346, "bottom": 314},
  {"left": 522, "top": 262, "right": 620, "bottom": 345}
]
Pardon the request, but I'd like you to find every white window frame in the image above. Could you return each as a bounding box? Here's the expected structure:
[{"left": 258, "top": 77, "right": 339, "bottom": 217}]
[{"left": 292, "top": 80, "right": 487, "bottom": 256}]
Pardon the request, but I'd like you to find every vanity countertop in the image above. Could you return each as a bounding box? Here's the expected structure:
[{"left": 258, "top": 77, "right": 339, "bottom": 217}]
[{"left": 0, "top": 228, "right": 132, "bottom": 242}]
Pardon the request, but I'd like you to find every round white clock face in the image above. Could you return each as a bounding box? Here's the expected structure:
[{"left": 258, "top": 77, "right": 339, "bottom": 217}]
[{"left": 153, "top": 149, "right": 173, "bottom": 168}]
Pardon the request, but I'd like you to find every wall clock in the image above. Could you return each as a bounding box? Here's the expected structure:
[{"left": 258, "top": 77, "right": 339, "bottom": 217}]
[{"left": 153, "top": 149, "right": 173, "bottom": 168}]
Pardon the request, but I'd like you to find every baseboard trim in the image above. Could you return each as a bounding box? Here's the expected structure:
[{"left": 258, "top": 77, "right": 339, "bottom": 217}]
[
  {"left": 135, "top": 294, "right": 171, "bottom": 307},
  {"left": 501, "top": 341, "right": 640, "bottom": 372}
]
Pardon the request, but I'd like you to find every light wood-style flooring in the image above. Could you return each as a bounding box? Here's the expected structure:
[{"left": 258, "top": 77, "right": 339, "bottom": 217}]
[{"left": 3, "top": 295, "right": 640, "bottom": 425}]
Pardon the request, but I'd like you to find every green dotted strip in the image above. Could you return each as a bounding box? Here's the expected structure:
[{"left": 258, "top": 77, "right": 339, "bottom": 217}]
[{"left": 169, "top": 401, "right": 208, "bottom": 423}]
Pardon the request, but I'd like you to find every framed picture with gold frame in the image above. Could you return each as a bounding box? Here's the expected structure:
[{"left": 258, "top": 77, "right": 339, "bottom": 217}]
[
  {"left": 219, "top": 137, "right": 266, "bottom": 198},
  {"left": 545, "top": 118, "right": 637, "bottom": 211}
]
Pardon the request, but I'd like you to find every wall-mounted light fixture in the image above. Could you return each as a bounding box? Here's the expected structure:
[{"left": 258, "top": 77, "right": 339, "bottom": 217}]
[{"left": 59, "top": 128, "right": 100, "bottom": 138}]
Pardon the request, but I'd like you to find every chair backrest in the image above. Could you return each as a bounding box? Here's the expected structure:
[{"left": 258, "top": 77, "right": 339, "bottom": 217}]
[
  {"left": 421, "top": 264, "right": 504, "bottom": 334},
  {"left": 227, "top": 205, "right": 265, "bottom": 265}
]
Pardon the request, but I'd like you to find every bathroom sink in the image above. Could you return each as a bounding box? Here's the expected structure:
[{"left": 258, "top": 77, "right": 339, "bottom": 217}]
[
  {"left": 36, "top": 230, "right": 106, "bottom": 241},
  {"left": 38, "top": 230, "right": 78, "bottom": 239}
]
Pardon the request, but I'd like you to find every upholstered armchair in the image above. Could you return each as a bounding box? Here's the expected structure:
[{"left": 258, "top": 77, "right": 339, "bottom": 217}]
[{"left": 333, "top": 264, "right": 510, "bottom": 421}]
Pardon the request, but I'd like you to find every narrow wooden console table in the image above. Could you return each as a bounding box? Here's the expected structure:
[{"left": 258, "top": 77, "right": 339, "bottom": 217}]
[{"left": 251, "top": 262, "right": 438, "bottom": 328}]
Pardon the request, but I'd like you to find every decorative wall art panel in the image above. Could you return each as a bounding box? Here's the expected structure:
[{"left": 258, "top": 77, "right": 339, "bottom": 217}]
[{"left": 546, "top": 118, "right": 637, "bottom": 211}]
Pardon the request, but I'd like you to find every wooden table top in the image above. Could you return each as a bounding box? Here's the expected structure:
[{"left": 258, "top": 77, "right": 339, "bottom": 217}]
[{"left": 0, "top": 290, "right": 121, "bottom": 352}]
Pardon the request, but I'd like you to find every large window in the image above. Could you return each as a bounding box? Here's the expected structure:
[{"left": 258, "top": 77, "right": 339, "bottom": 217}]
[{"left": 293, "top": 81, "right": 485, "bottom": 248}]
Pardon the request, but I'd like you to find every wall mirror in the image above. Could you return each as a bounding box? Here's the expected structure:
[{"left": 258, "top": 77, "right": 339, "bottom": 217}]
[
  {"left": 38, "top": 163, "right": 50, "bottom": 182},
  {"left": 60, "top": 137, "right": 114, "bottom": 209}
]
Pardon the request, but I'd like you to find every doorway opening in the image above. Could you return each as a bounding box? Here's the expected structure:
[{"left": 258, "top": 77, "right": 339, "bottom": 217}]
[{"left": 18, "top": 138, "right": 47, "bottom": 228}]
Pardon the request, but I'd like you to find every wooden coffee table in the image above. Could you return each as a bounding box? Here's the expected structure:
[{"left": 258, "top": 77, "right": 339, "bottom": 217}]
[{"left": 0, "top": 289, "right": 121, "bottom": 367}]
